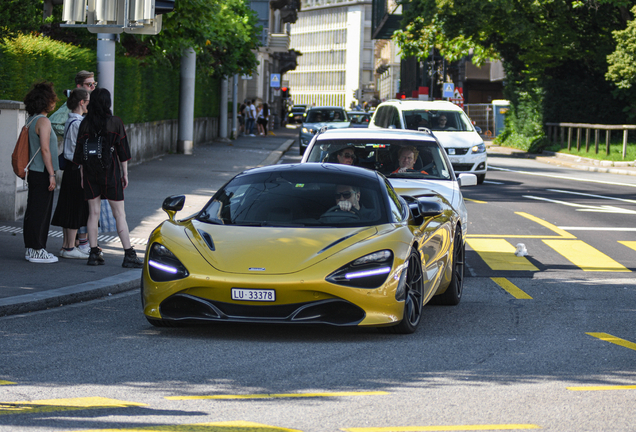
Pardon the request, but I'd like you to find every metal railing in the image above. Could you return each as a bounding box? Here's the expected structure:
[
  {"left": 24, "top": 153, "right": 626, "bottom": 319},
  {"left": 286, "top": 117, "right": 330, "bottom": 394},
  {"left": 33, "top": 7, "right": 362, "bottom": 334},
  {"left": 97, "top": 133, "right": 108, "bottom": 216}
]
[{"left": 545, "top": 123, "right": 636, "bottom": 159}]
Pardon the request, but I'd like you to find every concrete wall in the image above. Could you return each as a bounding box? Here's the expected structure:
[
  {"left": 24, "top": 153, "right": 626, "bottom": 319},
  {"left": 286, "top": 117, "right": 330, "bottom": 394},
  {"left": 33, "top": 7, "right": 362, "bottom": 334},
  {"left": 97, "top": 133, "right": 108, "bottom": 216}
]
[{"left": 0, "top": 99, "right": 219, "bottom": 221}]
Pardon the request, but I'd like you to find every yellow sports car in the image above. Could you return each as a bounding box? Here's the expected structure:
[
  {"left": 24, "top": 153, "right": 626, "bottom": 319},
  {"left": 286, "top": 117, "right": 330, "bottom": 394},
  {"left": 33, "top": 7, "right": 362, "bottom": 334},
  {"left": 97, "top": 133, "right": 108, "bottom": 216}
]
[{"left": 142, "top": 161, "right": 470, "bottom": 333}]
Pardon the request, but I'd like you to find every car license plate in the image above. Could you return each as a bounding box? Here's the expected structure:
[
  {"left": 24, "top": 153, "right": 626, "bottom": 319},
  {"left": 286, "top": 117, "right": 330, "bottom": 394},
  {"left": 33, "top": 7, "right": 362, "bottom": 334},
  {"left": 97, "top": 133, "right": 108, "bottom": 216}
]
[
  {"left": 449, "top": 157, "right": 461, "bottom": 163},
  {"left": 231, "top": 288, "right": 276, "bottom": 302}
]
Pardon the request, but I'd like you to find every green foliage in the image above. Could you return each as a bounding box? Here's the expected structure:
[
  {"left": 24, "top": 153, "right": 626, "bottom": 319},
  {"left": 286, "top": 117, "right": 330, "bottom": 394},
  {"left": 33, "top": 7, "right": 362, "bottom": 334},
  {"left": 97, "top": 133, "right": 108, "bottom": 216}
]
[
  {"left": 0, "top": 34, "right": 219, "bottom": 124},
  {"left": 0, "top": 0, "right": 43, "bottom": 38},
  {"left": 137, "top": 0, "right": 262, "bottom": 78},
  {"left": 0, "top": 34, "right": 96, "bottom": 109}
]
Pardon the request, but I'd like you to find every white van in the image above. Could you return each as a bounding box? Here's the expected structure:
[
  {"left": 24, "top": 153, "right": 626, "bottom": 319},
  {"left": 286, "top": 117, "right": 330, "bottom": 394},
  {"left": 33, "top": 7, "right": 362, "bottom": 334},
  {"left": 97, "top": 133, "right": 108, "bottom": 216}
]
[{"left": 369, "top": 100, "right": 487, "bottom": 183}]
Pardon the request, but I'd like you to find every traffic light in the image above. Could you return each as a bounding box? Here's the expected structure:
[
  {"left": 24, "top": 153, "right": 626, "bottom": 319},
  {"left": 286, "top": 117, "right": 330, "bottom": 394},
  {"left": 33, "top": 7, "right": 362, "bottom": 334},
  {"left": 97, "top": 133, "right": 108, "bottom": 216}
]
[{"left": 281, "top": 87, "right": 289, "bottom": 98}]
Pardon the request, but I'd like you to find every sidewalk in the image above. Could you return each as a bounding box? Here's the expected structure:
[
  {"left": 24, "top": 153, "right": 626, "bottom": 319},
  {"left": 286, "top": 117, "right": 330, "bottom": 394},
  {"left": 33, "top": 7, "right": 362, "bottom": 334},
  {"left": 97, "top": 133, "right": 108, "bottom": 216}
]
[
  {"left": 486, "top": 141, "right": 636, "bottom": 176},
  {"left": 0, "top": 130, "right": 297, "bottom": 317}
]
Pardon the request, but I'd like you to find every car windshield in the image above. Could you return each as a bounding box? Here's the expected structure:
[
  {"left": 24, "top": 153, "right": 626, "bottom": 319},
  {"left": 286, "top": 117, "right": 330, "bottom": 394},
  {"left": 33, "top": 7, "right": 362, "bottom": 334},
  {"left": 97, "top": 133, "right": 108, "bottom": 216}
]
[
  {"left": 306, "top": 109, "right": 347, "bottom": 123},
  {"left": 348, "top": 113, "right": 370, "bottom": 125},
  {"left": 197, "top": 169, "right": 388, "bottom": 227},
  {"left": 305, "top": 138, "right": 453, "bottom": 181},
  {"left": 402, "top": 110, "right": 474, "bottom": 132}
]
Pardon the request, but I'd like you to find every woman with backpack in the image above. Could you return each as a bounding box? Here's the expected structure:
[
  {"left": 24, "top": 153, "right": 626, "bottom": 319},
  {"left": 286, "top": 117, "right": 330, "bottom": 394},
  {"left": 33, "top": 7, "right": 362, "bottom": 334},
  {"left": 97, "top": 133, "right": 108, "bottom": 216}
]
[
  {"left": 73, "top": 88, "right": 143, "bottom": 268},
  {"left": 22, "top": 81, "right": 60, "bottom": 263}
]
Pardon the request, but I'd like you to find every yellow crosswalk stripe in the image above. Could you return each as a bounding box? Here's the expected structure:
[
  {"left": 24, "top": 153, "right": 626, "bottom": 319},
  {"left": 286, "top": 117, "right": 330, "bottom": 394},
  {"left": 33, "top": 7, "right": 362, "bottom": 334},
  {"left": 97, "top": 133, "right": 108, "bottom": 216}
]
[
  {"left": 619, "top": 240, "right": 636, "bottom": 251},
  {"left": 543, "top": 240, "right": 630, "bottom": 272},
  {"left": 0, "top": 381, "right": 15, "bottom": 385},
  {"left": 586, "top": 332, "right": 636, "bottom": 351},
  {"left": 73, "top": 420, "right": 301, "bottom": 431},
  {"left": 515, "top": 212, "right": 576, "bottom": 239},
  {"left": 491, "top": 278, "right": 533, "bottom": 299},
  {"left": 567, "top": 385, "right": 636, "bottom": 391},
  {"left": 343, "top": 424, "right": 541, "bottom": 431},
  {"left": 466, "top": 239, "right": 538, "bottom": 271},
  {"left": 166, "top": 391, "right": 388, "bottom": 400},
  {"left": 0, "top": 397, "right": 146, "bottom": 416}
]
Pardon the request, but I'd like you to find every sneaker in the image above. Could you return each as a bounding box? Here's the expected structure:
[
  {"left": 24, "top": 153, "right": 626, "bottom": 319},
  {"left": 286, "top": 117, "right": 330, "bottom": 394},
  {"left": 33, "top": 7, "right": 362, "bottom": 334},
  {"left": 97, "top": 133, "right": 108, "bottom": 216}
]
[
  {"left": 25, "top": 248, "right": 31, "bottom": 261},
  {"left": 249, "top": 134, "right": 256, "bottom": 137},
  {"left": 27, "top": 248, "right": 58, "bottom": 263},
  {"left": 122, "top": 247, "right": 143, "bottom": 268},
  {"left": 77, "top": 243, "right": 91, "bottom": 255},
  {"left": 60, "top": 247, "right": 90, "bottom": 259}
]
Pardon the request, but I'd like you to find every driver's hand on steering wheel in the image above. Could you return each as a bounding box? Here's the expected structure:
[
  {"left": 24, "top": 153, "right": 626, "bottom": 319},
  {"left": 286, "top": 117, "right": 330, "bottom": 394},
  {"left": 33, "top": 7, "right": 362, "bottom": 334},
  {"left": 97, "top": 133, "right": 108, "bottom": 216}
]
[{"left": 337, "top": 200, "right": 353, "bottom": 212}]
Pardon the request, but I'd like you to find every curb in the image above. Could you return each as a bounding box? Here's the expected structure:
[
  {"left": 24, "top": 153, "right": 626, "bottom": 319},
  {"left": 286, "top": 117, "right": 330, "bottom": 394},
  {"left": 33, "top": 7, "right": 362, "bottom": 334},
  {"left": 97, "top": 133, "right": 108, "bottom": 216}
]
[
  {"left": 0, "top": 270, "right": 141, "bottom": 317},
  {"left": 1, "top": 140, "right": 297, "bottom": 318}
]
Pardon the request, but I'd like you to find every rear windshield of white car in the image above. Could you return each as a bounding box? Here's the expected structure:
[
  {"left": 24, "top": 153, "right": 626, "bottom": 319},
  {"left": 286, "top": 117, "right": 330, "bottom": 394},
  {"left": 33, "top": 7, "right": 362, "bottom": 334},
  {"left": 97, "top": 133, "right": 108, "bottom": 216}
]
[
  {"left": 198, "top": 170, "right": 389, "bottom": 227},
  {"left": 306, "top": 139, "right": 453, "bottom": 181},
  {"left": 402, "top": 110, "right": 474, "bottom": 132}
]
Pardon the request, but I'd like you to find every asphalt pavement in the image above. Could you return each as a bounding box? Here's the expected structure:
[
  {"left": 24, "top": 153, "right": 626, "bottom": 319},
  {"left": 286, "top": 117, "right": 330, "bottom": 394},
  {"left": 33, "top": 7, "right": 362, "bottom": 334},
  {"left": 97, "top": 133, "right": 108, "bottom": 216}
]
[{"left": 1, "top": 131, "right": 634, "bottom": 317}]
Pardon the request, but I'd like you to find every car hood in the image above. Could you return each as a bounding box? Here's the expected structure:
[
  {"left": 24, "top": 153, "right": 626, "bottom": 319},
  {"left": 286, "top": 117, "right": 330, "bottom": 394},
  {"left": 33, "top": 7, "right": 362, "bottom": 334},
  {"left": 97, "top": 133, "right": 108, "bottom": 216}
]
[
  {"left": 388, "top": 178, "right": 458, "bottom": 202},
  {"left": 303, "top": 122, "right": 351, "bottom": 130},
  {"left": 432, "top": 131, "right": 483, "bottom": 148},
  {"left": 186, "top": 222, "right": 378, "bottom": 274}
]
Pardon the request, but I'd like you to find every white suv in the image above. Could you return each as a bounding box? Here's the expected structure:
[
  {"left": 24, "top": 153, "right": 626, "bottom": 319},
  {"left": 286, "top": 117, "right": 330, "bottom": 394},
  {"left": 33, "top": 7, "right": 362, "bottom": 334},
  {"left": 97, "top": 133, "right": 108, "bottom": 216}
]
[{"left": 369, "top": 100, "right": 487, "bottom": 184}]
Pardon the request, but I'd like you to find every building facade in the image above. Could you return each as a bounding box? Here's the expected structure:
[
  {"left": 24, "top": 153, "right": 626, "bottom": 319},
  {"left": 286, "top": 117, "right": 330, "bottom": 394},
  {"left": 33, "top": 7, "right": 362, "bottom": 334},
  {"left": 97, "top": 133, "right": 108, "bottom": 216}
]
[{"left": 286, "top": 0, "right": 374, "bottom": 109}]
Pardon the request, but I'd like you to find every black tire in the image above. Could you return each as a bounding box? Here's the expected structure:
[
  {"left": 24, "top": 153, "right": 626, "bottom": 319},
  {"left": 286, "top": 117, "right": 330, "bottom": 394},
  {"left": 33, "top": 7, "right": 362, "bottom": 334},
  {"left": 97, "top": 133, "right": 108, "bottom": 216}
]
[
  {"left": 476, "top": 173, "right": 486, "bottom": 184},
  {"left": 382, "top": 249, "right": 424, "bottom": 334},
  {"left": 431, "top": 227, "right": 465, "bottom": 306}
]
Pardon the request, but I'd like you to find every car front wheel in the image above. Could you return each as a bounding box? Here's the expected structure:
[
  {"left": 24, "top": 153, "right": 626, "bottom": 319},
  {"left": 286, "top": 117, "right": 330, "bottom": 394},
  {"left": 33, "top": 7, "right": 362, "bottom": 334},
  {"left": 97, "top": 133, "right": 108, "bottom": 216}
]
[{"left": 383, "top": 249, "right": 424, "bottom": 334}]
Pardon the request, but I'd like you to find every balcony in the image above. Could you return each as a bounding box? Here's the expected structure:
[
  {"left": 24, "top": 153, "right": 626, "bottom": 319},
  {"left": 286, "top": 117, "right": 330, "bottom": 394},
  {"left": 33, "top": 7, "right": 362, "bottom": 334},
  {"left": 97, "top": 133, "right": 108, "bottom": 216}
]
[
  {"left": 372, "top": 0, "right": 402, "bottom": 40},
  {"left": 268, "top": 33, "right": 291, "bottom": 52}
]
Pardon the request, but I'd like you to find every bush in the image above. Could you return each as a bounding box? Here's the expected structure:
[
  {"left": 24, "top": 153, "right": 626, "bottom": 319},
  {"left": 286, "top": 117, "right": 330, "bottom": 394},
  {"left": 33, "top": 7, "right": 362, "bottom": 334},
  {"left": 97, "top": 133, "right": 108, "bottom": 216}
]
[{"left": 0, "top": 34, "right": 219, "bottom": 124}]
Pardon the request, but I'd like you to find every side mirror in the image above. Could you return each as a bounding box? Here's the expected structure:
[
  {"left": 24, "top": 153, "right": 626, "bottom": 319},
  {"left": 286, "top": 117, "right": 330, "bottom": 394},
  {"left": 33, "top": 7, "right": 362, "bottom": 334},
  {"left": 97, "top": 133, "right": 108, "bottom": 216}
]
[
  {"left": 403, "top": 195, "right": 443, "bottom": 225},
  {"left": 474, "top": 125, "right": 482, "bottom": 134},
  {"left": 458, "top": 173, "right": 478, "bottom": 187},
  {"left": 162, "top": 195, "right": 185, "bottom": 221}
]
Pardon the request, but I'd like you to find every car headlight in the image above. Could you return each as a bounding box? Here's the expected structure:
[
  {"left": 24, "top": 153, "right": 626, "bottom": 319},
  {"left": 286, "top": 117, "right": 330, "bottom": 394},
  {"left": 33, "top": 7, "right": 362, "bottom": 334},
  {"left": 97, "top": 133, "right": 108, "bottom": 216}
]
[
  {"left": 148, "top": 242, "right": 189, "bottom": 282},
  {"left": 302, "top": 127, "right": 315, "bottom": 134},
  {"left": 472, "top": 143, "right": 486, "bottom": 153},
  {"left": 326, "top": 250, "right": 393, "bottom": 288}
]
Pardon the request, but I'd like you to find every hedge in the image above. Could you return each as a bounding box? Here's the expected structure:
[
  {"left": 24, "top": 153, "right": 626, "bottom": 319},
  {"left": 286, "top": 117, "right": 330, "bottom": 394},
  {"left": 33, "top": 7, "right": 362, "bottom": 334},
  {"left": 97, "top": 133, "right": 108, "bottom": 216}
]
[{"left": 0, "top": 34, "right": 219, "bottom": 124}]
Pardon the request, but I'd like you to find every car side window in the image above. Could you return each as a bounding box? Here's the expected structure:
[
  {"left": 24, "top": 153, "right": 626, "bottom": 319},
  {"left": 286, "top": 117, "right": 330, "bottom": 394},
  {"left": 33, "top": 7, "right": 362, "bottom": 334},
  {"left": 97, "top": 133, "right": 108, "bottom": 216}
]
[
  {"left": 374, "top": 106, "right": 387, "bottom": 128},
  {"left": 390, "top": 107, "right": 401, "bottom": 129}
]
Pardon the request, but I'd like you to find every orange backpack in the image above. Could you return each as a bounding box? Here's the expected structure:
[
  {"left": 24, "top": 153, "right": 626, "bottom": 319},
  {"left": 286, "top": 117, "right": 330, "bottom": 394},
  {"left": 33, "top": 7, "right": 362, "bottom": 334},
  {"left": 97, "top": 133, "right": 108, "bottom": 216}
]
[{"left": 11, "top": 116, "right": 41, "bottom": 179}]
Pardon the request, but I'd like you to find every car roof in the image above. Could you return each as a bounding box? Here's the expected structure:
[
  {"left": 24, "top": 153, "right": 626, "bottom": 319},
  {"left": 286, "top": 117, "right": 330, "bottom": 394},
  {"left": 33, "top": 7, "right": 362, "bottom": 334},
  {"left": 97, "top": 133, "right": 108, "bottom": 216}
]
[
  {"left": 380, "top": 100, "right": 464, "bottom": 111},
  {"left": 315, "top": 127, "right": 438, "bottom": 142},
  {"left": 347, "top": 111, "right": 370, "bottom": 115},
  {"left": 308, "top": 106, "right": 346, "bottom": 110},
  {"left": 243, "top": 162, "right": 380, "bottom": 181}
]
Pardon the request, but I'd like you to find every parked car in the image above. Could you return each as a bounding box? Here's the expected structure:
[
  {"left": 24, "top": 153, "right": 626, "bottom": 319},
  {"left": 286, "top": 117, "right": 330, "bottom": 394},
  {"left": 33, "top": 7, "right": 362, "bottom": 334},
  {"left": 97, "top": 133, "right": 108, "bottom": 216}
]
[
  {"left": 299, "top": 106, "right": 350, "bottom": 155},
  {"left": 142, "top": 161, "right": 471, "bottom": 333},
  {"left": 347, "top": 110, "right": 371, "bottom": 128},
  {"left": 286, "top": 104, "right": 308, "bottom": 126},
  {"left": 368, "top": 100, "right": 487, "bottom": 184}
]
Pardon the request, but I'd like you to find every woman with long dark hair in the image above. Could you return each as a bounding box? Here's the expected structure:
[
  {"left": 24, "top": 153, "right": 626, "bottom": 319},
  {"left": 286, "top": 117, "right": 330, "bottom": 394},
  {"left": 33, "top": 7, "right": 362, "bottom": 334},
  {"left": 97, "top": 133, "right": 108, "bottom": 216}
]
[
  {"left": 23, "top": 81, "right": 59, "bottom": 263},
  {"left": 73, "top": 88, "right": 142, "bottom": 268}
]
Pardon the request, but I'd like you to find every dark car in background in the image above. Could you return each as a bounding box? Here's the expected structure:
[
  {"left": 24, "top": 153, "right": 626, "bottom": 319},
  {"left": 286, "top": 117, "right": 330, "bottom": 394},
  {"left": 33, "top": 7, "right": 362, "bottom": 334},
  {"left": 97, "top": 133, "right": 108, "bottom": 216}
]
[
  {"left": 299, "top": 106, "right": 350, "bottom": 155},
  {"left": 286, "top": 104, "right": 308, "bottom": 126},
  {"left": 347, "top": 111, "right": 371, "bottom": 128}
]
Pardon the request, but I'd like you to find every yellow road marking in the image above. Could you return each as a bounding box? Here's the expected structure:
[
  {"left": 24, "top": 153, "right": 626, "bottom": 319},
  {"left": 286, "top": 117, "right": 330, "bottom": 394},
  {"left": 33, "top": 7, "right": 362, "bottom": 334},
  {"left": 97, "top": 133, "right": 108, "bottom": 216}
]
[
  {"left": 0, "top": 381, "right": 16, "bottom": 385},
  {"left": 466, "top": 234, "right": 566, "bottom": 239},
  {"left": 515, "top": 212, "right": 576, "bottom": 239},
  {"left": 543, "top": 240, "right": 630, "bottom": 272},
  {"left": 567, "top": 385, "right": 636, "bottom": 391},
  {"left": 342, "top": 425, "right": 541, "bottom": 431},
  {"left": 464, "top": 198, "right": 487, "bottom": 204},
  {"left": 74, "top": 420, "right": 301, "bottom": 431},
  {"left": 0, "top": 397, "right": 146, "bottom": 416},
  {"left": 166, "top": 391, "right": 388, "bottom": 400},
  {"left": 491, "top": 278, "right": 533, "bottom": 299},
  {"left": 466, "top": 239, "right": 538, "bottom": 271},
  {"left": 619, "top": 240, "right": 636, "bottom": 251},
  {"left": 587, "top": 333, "right": 636, "bottom": 351}
]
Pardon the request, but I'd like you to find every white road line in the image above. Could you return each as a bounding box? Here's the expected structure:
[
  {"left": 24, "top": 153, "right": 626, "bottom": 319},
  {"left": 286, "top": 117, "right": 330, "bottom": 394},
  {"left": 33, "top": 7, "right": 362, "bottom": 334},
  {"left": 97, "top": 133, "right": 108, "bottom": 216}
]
[
  {"left": 523, "top": 195, "right": 636, "bottom": 214},
  {"left": 0, "top": 226, "right": 147, "bottom": 245},
  {"left": 490, "top": 166, "right": 636, "bottom": 188},
  {"left": 547, "top": 189, "right": 636, "bottom": 204},
  {"left": 558, "top": 227, "right": 636, "bottom": 231}
]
